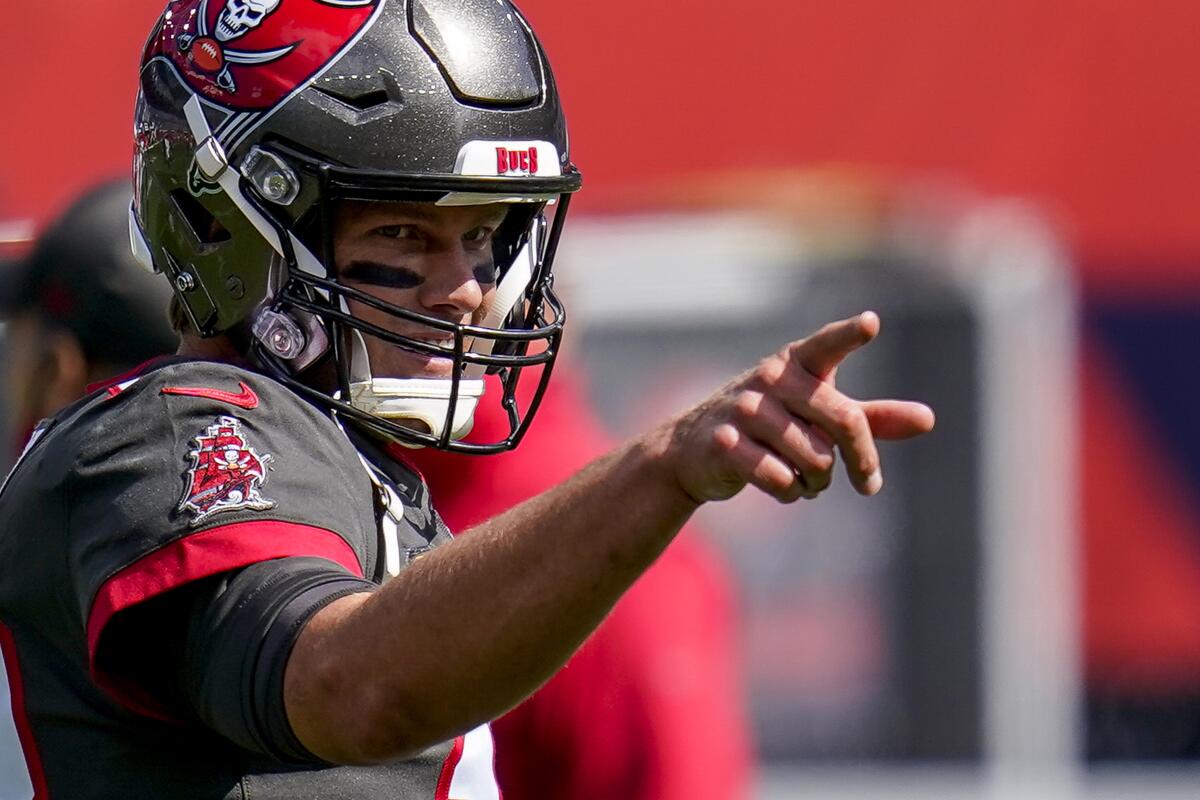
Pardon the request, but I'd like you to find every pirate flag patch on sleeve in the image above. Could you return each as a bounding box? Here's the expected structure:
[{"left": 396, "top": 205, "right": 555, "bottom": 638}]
[{"left": 178, "top": 415, "right": 276, "bottom": 525}]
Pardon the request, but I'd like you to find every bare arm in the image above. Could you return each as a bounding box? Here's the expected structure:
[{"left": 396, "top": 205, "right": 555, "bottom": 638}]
[{"left": 284, "top": 311, "right": 935, "bottom": 764}]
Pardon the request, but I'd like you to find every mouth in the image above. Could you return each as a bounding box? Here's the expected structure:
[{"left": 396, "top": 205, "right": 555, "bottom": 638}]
[{"left": 380, "top": 334, "right": 460, "bottom": 378}]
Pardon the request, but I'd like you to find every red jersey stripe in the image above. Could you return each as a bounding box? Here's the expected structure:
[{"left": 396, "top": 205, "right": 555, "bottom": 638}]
[
  {"left": 434, "top": 735, "right": 465, "bottom": 800},
  {"left": 84, "top": 356, "right": 173, "bottom": 396},
  {"left": 85, "top": 521, "right": 364, "bottom": 717},
  {"left": 0, "top": 621, "right": 50, "bottom": 799}
]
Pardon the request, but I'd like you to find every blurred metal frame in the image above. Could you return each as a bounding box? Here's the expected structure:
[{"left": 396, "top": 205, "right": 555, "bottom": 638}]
[{"left": 550, "top": 183, "right": 1195, "bottom": 797}]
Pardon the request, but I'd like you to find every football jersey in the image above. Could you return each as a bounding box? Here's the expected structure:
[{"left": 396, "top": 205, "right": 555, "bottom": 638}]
[{"left": 0, "top": 359, "right": 498, "bottom": 799}]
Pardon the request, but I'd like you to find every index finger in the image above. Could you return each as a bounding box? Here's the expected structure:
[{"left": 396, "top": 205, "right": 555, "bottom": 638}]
[{"left": 785, "top": 311, "right": 880, "bottom": 380}]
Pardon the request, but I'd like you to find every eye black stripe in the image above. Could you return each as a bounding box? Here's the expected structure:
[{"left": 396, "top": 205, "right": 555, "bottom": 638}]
[
  {"left": 473, "top": 262, "right": 498, "bottom": 285},
  {"left": 341, "top": 260, "right": 498, "bottom": 288},
  {"left": 341, "top": 261, "right": 423, "bottom": 289}
]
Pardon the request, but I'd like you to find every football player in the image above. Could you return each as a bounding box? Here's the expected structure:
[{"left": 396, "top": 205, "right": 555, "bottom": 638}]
[{"left": 0, "top": 1, "right": 934, "bottom": 798}]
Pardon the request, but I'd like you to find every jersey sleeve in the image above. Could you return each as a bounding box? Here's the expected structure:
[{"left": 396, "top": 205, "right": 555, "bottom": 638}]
[
  {"left": 103, "top": 556, "right": 375, "bottom": 760},
  {"left": 63, "top": 361, "right": 379, "bottom": 718}
]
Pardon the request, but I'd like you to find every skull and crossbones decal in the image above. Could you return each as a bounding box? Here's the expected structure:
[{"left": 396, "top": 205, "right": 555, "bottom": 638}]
[{"left": 176, "top": 0, "right": 296, "bottom": 93}]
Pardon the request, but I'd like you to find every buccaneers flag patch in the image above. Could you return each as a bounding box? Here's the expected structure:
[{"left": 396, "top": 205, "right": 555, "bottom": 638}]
[{"left": 178, "top": 415, "right": 275, "bottom": 525}]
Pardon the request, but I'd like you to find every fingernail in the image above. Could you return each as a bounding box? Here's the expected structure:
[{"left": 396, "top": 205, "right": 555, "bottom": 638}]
[{"left": 865, "top": 470, "right": 883, "bottom": 495}]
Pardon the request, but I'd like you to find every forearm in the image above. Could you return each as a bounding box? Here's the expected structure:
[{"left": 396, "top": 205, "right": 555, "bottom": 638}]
[
  {"left": 285, "top": 426, "right": 699, "bottom": 763},
  {"left": 286, "top": 313, "right": 938, "bottom": 764}
]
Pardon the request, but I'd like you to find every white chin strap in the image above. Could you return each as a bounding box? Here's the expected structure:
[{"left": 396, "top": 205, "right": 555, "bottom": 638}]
[
  {"left": 176, "top": 95, "right": 541, "bottom": 446},
  {"left": 350, "top": 377, "right": 486, "bottom": 445}
]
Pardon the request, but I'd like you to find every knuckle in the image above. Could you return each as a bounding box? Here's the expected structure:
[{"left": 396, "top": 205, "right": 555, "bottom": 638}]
[
  {"left": 813, "top": 435, "right": 835, "bottom": 458},
  {"left": 711, "top": 423, "right": 740, "bottom": 453},
  {"left": 788, "top": 426, "right": 833, "bottom": 469},
  {"left": 792, "top": 447, "right": 831, "bottom": 475},
  {"left": 858, "top": 453, "right": 879, "bottom": 477},
  {"left": 732, "top": 390, "right": 763, "bottom": 421},
  {"left": 827, "top": 402, "right": 858, "bottom": 435},
  {"left": 833, "top": 400, "right": 868, "bottom": 437},
  {"left": 754, "top": 356, "right": 787, "bottom": 388},
  {"left": 765, "top": 471, "right": 797, "bottom": 499}
]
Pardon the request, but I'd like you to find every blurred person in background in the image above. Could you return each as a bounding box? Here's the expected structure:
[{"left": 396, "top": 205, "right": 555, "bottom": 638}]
[
  {"left": 412, "top": 364, "right": 753, "bottom": 800},
  {"left": 0, "top": 180, "right": 176, "bottom": 465}
]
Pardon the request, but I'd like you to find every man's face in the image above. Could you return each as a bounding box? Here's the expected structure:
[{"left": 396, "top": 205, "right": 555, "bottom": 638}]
[{"left": 332, "top": 200, "right": 507, "bottom": 380}]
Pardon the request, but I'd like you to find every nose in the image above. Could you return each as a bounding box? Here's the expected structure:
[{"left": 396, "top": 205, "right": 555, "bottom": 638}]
[{"left": 416, "top": 247, "right": 485, "bottom": 320}]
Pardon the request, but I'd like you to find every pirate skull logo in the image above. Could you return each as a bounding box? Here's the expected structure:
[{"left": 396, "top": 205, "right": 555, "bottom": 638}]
[
  {"left": 150, "top": 0, "right": 381, "bottom": 113},
  {"left": 216, "top": 0, "right": 283, "bottom": 41},
  {"left": 176, "top": 0, "right": 295, "bottom": 93}
]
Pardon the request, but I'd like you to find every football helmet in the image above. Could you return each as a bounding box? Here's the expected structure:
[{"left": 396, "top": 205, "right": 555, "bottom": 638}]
[{"left": 130, "top": 0, "right": 582, "bottom": 453}]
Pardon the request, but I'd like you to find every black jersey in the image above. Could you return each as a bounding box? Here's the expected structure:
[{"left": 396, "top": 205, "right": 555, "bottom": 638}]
[{"left": 0, "top": 359, "right": 498, "bottom": 799}]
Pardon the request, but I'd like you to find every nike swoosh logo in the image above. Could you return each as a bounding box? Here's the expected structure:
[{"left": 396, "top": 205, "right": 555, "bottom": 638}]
[{"left": 160, "top": 381, "right": 260, "bottom": 410}]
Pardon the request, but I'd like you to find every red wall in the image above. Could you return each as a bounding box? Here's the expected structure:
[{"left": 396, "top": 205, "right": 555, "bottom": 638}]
[{"left": 5, "top": 1, "right": 1197, "bottom": 292}]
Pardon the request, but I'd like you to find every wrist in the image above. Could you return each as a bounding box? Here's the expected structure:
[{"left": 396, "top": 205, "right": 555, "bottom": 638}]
[{"left": 630, "top": 422, "right": 706, "bottom": 514}]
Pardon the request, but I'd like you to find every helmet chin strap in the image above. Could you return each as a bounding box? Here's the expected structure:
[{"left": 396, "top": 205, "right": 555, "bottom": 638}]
[{"left": 344, "top": 323, "right": 485, "bottom": 447}]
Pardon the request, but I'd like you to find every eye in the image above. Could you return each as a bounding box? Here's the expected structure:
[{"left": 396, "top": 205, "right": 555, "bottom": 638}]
[
  {"left": 374, "top": 224, "right": 419, "bottom": 240},
  {"left": 463, "top": 226, "right": 494, "bottom": 248}
]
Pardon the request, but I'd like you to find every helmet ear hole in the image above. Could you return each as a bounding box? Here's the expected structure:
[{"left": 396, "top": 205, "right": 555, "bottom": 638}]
[{"left": 169, "top": 190, "right": 231, "bottom": 245}]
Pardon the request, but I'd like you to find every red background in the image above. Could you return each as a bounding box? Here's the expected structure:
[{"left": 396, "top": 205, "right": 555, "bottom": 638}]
[{"left": 5, "top": 2, "right": 1197, "bottom": 285}]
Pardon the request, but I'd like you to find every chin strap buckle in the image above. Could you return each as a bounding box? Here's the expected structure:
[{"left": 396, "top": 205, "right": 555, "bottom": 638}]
[{"left": 194, "top": 136, "right": 229, "bottom": 182}]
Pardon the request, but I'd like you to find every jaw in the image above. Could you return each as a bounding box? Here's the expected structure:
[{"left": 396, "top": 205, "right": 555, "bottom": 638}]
[{"left": 348, "top": 376, "right": 486, "bottom": 446}]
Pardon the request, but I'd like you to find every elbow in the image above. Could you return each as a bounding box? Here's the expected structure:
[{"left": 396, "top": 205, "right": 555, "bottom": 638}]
[
  {"left": 295, "top": 681, "right": 466, "bottom": 764},
  {"left": 282, "top": 597, "right": 459, "bottom": 764},
  {"left": 337, "top": 706, "right": 443, "bottom": 765},
  {"left": 287, "top": 654, "right": 438, "bottom": 764}
]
